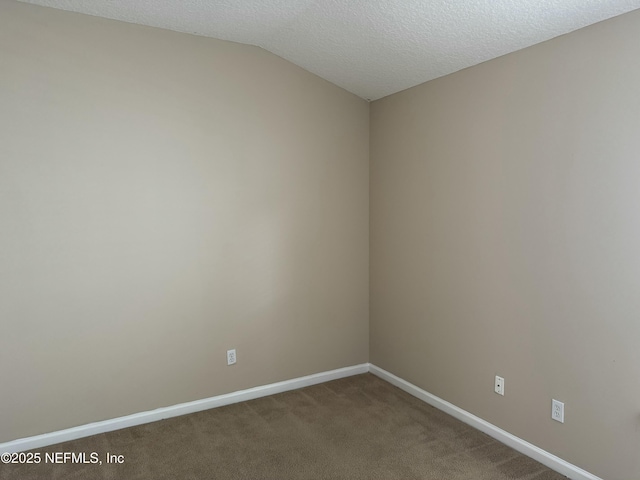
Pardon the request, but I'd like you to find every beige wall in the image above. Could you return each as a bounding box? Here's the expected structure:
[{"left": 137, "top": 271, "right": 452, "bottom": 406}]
[
  {"left": 370, "top": 9, "right": 640, "bottom": 480},
  {"left": 0, "top": 0, "right": 369, "bottom": 442}
]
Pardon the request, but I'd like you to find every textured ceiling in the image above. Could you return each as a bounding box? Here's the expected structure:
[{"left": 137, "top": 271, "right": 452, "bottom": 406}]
[{"left": 17, "top": 0, "right": 640, "bottom": 100}]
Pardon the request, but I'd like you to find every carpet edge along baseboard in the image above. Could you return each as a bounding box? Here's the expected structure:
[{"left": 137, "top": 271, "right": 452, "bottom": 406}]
[{"left": 1, "top": 363, "right": 601, "bottom": 480}]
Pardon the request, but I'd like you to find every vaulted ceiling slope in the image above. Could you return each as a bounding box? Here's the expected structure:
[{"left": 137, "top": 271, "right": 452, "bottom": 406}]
[{"left": 18, "top": 0, "right": 640, "bottom": 100}]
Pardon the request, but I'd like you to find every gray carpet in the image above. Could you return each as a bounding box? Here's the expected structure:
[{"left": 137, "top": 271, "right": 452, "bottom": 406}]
[{"left": 1, "top": 374, "right": 566, "bottom": 479}]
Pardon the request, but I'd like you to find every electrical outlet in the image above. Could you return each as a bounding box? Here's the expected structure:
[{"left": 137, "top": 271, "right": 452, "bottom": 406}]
[
  {"left": 227, "top": 349, "right": 236, "bottom": 366},
  {"left": 494, "top": 375, "right": 505, "bottom": 396},
  {"left": 552, "top": 399, "right": 564, "bottom": 423}
]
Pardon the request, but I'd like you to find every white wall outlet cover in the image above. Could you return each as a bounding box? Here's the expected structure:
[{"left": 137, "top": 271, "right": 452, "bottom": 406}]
[
  {"left": 552, "top": 399, "right": 564, "bottom": 423},
  {"left": 494, "top": 375, "right": 505, "bottom": 396},
  {"left": 227, "top": 349, "right": 236, "bottom": 366}
]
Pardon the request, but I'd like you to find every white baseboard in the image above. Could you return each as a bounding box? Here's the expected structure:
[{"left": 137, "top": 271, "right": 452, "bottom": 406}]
[
  {"left": 0, "top": 363, "right": 369, "bottom": 454},
  {"left": 0, "top": 362, "right": 603, "bottom": 480},
  {"left": 369, "top": 364, "right": 602, "bottom": 480}
]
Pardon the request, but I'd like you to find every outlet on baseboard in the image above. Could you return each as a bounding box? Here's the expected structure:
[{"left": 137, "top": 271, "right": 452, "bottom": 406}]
[
  {"left": 552, "top": 399, "right": 564, "bottom": 423},
  {"left": 227, "top": 349, "right": 236, "bottom": 366},
  {"left": 494, "top": 375, "right": 504, "bottom": 396}
]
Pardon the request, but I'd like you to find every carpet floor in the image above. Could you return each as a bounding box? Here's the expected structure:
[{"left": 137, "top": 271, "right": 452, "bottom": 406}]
[{"left": 1, "top": 374, "right": 566, "bottom": 480}]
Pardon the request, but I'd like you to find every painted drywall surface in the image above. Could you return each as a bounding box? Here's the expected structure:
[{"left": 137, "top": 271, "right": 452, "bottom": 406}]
[
  {"left": 370, "top": 9, "right": 640, "bottom": 480},
  {"left": 0, "top": 0, "right": 369, "bottom": 442}
]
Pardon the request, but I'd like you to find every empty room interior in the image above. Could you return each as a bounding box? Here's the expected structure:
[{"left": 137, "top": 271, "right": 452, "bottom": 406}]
[{"left": 1, "top": 0, "right": 639, "bottom": 479}]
